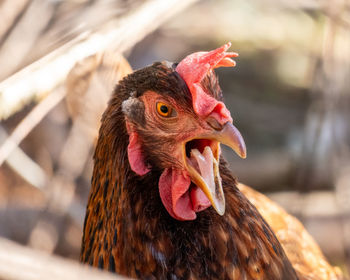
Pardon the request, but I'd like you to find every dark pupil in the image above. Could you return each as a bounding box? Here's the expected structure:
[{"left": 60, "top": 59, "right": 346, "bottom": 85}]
[{"left": 160, "top": 105, "right": 168, "bottom": 114}]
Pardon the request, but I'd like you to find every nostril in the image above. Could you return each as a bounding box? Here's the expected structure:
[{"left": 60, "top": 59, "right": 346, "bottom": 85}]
[
  {"left": 212, "top": 103, "right": 224, "bottom": 114},
  {"left": 206, "top": 116, "right": 223, "bottom": 131},
  {"left": 212, "top": 103, "right": 230, "bottom": 119},
  {"left": 206, "top": 102, "right": 232, "bottom": 127}
]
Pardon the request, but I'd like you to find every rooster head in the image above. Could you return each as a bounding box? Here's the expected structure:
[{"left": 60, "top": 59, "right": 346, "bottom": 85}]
[{"left": 120, "top": 42, "right": 246, "bottom": 221}]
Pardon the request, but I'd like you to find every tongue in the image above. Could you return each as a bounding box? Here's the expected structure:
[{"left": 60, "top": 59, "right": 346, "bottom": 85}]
[{"left": 159, "top": 166, "right": 211, "bottom": 221}]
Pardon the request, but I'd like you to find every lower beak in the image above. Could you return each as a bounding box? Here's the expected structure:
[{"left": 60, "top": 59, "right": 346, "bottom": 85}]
[{"left": 184, "top": 122, "right": 246, "bottom": 215}]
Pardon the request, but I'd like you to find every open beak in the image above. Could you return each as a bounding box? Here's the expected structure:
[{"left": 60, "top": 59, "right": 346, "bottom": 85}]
[{"left": 183, "top": 122, "right": 246, "bottom": 215}]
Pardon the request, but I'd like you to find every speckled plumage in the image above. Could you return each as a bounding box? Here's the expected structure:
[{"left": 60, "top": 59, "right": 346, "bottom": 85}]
[
  {"left": 238, "top": 184, "right": 343, "bottom": 280},
  {"left": 80, "top": 62, "right": 342, "bottom": 280}
]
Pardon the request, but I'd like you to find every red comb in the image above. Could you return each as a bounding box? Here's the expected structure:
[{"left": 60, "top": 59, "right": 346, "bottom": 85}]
[{"left": 175, "top": 42, "right": 238, "bottom": 124}]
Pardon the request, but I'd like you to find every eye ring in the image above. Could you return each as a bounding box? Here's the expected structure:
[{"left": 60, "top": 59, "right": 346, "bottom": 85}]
[{"left": 156, "top": 102, "right": 176, "bottom": 118}]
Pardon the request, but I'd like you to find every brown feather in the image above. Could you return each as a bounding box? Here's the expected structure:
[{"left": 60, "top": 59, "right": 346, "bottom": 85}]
[{"left": 238, "top": 184, "right": 344, "bottom": 280}]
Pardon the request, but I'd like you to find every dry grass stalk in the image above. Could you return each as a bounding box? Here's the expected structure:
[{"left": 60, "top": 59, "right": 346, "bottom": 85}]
[{"left": 0, "top": 0, "right": 198, "bottom": 120}]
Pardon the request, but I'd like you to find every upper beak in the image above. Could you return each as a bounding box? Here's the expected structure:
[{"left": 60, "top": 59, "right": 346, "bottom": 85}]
[
  {"left": 183, "top": 121, "right": 246, "bottom": 216},
  {"left": 205, "top": 121, "right": 246, "bottom": 159}
]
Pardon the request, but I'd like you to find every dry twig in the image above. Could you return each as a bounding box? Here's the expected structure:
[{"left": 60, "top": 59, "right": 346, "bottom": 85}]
[
  {"left": 0, "top": 0, "right": 29, "bottom": 41},
  {"left": 0, "top": 0, "right": 56, "bottom": 80},
  {"left": 0, "top": 126, "right": 47, "bottom": 189},
  {"left": 0, "top": 87, "right": 66, "bottom": 166},
  {"left": 0, "top": 237, "right": 131, "bottom": 280}
]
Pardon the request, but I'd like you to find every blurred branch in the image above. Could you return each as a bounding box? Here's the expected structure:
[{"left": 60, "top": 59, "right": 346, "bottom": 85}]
[
  {"left": 0, "top": 126, "right": 47, "bottom": 189},
  {"left": 0, "top": 0, "right": 30, "bottom": 41},
  {"left": 0, "top": 53, "right": 131, "bottom": 192},
  {"left": 0, "top": 87, "right": 65, "bottom": 167},
  {"left": 0, "top": 0, "right": 199, "bottom": 120},
  {"left": 265, "top": 0, "right": 334, "bottom": 10},
  {"left": 0, "top": 237, "right": 132, "bottom": 280},
  {"left": 0, "top": 0, "right": 56, "bottom": 80}
]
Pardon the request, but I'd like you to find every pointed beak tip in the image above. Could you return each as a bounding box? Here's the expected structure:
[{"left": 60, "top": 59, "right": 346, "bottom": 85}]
[
  {"left": 219, "top": 122, "right": 247, "bottom": 160},
  {"left": 240, "top": 146, "right": 247, "bottom": 159},
  {"left": 217, "top": 209, "right": 225, "bottom": 216},
  {"left": 211, "top": 200, "right": 226, "bottom": 216}
]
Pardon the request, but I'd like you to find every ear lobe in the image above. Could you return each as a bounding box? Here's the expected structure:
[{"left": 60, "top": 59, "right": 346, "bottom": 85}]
[{"left": 125, "top": 122, "right": 150, "bottom": 176}]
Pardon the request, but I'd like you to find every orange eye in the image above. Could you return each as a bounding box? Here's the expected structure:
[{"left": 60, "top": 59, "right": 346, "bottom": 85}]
[{"left": 156, "top": 102, "right": 173, "bottom": 117}]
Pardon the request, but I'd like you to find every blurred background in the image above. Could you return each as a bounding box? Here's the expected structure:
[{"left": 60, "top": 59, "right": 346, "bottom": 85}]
[{"left": 0, "top": 0, "right": 349, "bottom": 277}]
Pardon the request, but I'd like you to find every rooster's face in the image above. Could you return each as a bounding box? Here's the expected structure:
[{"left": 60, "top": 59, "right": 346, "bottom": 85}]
[{"left": 121, "top": 43, "right": 246, "bottom": 221}]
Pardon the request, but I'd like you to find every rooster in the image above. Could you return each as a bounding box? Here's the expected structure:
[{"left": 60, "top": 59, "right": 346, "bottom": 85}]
[{"left": 81, "top": 43, "right": 343, "bottom": 280}]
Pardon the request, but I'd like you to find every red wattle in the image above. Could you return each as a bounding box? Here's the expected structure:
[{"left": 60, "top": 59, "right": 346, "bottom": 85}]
[
  {"left": 126, "top": 127, "right": 150, "bottom": 176},
  {"left": 158, "top": 168, "right": 211, "bottom": 221},
  {"left": 159, "top": 168, "right": 194, "bottom": 220}
]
